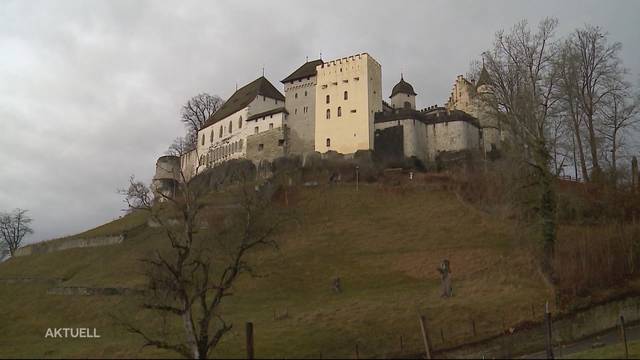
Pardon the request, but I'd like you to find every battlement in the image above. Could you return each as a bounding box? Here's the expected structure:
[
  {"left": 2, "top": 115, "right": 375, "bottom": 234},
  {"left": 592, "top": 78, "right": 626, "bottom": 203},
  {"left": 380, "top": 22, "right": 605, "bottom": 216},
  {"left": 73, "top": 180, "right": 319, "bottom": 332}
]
[{"left": 318, "top": 53, "right": 381, "bottom": 70}]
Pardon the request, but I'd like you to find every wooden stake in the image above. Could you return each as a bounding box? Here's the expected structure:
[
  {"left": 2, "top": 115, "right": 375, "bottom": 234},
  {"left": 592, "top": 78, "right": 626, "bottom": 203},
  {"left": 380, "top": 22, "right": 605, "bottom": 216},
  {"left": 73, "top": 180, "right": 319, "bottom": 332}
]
[
  {"left": 544, "top": 302, "right": 554, "bottom": 359},
  {"left": 472, "top": 318, "right": 477, "bottom": 337},
  {"left": 246, "top": 322, "right": 254, "bottom": 359},
  {"left": 620, "top": 315, "right": 629, "bottom": 359},
  {"left": 419, "top": 315, "right": 433, "bottom": 359}
]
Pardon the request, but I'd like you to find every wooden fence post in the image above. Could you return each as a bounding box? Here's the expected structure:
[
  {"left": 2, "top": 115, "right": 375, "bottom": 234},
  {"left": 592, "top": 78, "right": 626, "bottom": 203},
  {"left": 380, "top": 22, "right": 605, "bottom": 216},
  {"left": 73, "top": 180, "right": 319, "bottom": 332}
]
[
  {"left": 419, "top": 315, "right": 433, "bottom": 359},
  {"left": 472, "top": 318, "right": 477, "bottom": 337},
  {"left": 545, "top": 302, "right": 554, "bottom": 359},
  {"left": 620, "top": 315, "right": 629, "bottom": 359},
  {"left": 246, "top": 322, "right": 254, "bottom": 359}
]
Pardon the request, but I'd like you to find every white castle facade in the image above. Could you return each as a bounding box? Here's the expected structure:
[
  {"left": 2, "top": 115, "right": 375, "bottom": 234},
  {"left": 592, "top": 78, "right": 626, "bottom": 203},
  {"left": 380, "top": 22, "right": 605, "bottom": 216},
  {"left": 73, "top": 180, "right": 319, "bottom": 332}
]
[{"left": 161, "top": 52, "right": 503, "bottom": 184}]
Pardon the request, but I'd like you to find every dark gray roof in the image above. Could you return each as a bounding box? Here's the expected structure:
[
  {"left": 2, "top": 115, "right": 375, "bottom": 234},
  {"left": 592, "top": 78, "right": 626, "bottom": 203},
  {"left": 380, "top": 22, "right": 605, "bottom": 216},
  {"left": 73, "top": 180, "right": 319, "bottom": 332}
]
[
  {"left": 281, "top": 59, "right": 323, "bottom": 83},
  {"left": 476, "top": 66, "right": 491, "bottom": 88},
  {"left": 390, "top": 76, "right": 417, "bottom": 97},
  {"left": 246, "top": 107, "right": 289, "bottom": 121},
  {"left": 203, "top": 77, "right": 285, "bottom": 128},
  {"left": 374, "top": 107, "right": 479, "bottom": 128}
]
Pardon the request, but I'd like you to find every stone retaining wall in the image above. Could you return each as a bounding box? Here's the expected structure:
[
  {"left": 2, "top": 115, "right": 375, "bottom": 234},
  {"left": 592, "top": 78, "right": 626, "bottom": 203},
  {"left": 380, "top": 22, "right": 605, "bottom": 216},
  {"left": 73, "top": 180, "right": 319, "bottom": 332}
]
[
  {"left": 14, "top": 235, "right": 124, "bottom": 257},
  {"left": 47, "top": 286, "right": 143, "bottom": 296}
]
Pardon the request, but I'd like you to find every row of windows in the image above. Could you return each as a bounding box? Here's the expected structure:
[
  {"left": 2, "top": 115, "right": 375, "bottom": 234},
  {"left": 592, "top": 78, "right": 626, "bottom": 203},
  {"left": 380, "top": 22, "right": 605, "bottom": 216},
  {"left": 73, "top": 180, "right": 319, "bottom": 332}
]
[
  {"left": 294, "top": 90, "right": 308, "bottom": 99},
  {"left": 325, "top": 91, "right": 348, "bottom": 104},
  {"left": 202, "top": 117, "right": 244, "bottom": 145},
  {"left": 199, "top": 140, "right": 244, "bottom": 166},
  {"left": 321, "top": 77, "right": 359, "bottom": 89},
  {"left": 294, "top": 106, "right": 309, "bottom": 115},
  {"left": 325, "top": 107, "right": 356, "bottom": 119},
  {"left": 253, "top": 123, "right": 274, "bottom": 134},
  {"left": 256, "top": 139, "right": 285, "bottom": 152}
]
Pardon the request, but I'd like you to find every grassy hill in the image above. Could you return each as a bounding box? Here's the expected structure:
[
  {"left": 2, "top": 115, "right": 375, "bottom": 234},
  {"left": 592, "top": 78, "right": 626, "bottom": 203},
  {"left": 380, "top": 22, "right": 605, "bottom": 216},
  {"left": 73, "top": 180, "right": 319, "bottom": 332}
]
[{"left": 0, "top": 183, "right": 554, "bottom": 358}]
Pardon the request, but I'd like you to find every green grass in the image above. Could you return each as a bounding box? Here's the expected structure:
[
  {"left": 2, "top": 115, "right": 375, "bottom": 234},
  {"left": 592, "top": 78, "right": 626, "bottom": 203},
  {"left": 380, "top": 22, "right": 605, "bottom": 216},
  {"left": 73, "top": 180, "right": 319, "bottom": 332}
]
[{"left": 0, "top": 184, "right": 553, "bottom": 358}]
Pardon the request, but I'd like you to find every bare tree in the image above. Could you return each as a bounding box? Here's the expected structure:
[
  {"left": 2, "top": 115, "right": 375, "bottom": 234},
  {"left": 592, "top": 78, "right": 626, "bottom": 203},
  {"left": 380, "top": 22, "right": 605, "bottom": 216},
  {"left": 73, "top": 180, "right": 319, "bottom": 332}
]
[
  {"left": 167, "top": 136, "right": 194, "bottom": 157},
  {"left": 570, "top": 25, "right": 625, "bottom": 182},
  {"left": 181, "top": 93, "right": 224, "bottom": 147},
  {"left": 0, "top": 208, "right": 34, "bottom": 257},
  {"left": 480, "top": 18, "right": 561, "bottom": 278},
  {"left": 119, "top": 164, "right": 288, "bottom": 359},
  {"left": 598, "top": 82, "right": 639, "bottom": 186},
  {"left": 557, "top": 41, "right": 591, "bottom": 181}
]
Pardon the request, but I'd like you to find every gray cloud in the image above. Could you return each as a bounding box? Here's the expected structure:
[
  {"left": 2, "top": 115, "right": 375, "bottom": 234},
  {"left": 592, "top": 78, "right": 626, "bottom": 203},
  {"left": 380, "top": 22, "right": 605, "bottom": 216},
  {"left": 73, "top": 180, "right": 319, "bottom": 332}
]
[{"left": 1, "top": 0, "right": 639, "bottom": 243}]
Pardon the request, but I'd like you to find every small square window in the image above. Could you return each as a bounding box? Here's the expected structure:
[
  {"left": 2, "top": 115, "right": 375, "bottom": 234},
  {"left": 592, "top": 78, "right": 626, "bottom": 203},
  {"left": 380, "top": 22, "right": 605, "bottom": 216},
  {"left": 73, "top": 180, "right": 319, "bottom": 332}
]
[
  {"left": 269, "top": 123, "right": 274, "bottom": 129},
  {"left": 278, "top": 139, "right": 284, "bottom": 146},
  {"left": 258, "top": 144, "right": 264, "bottom": 151}
]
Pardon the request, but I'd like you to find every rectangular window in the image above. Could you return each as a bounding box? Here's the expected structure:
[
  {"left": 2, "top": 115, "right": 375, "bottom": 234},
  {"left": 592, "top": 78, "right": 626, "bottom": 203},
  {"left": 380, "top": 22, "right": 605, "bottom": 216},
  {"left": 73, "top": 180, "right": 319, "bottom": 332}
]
[
  {"left": 351, "top": 109, "right": 357, "bottom": 113},
  {"left": 269, "top": 123, "right": 274, "bottom": 130},
  {"left": 254, "top": 126, "right": 259, "bottom": 134},
  {"left": 258, "top": 144, "right": 264, "bottom": 151},
  {"left": 278, "top": 139, "right": 284, "bottom": 146}
]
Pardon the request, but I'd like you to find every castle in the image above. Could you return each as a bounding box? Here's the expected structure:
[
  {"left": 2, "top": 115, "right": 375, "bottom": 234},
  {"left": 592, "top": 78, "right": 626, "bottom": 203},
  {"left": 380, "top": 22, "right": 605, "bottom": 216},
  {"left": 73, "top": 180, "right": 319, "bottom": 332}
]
[{"left": 154, "top": 52, "right": 503, "bottom": 192}]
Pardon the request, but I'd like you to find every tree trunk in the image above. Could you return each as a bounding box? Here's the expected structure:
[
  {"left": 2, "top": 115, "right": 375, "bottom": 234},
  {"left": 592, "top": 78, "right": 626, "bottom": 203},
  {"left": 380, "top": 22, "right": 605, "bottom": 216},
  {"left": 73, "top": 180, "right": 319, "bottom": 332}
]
[
  {"left": 535, "top": 142, "right": 557, "bottom": 281},
  {"left": 572, "top": 122, "right": 589, "bottom": 182}
]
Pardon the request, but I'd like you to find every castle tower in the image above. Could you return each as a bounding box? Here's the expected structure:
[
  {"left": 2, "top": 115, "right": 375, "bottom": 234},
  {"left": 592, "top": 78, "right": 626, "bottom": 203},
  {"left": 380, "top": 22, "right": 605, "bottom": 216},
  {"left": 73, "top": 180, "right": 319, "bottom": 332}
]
[
  {"left": 389, "top": 74, "right": 417, "bottom": 110},
  {"left": 281, "top": 58, "right": 323, "bottom": 156},
  {"left": 152, "top": 155, "right": 181, "bottom": 202},
  {"left": 314, "top": 53, "right": 382, "bottom": 154}
]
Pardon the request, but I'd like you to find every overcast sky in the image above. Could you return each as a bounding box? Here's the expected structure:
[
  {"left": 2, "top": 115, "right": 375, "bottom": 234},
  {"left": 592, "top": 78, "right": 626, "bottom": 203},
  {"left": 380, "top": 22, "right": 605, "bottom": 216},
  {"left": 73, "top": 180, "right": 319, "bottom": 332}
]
[{"left": 2, "top": 0, "right": 640, "bottom": 244}]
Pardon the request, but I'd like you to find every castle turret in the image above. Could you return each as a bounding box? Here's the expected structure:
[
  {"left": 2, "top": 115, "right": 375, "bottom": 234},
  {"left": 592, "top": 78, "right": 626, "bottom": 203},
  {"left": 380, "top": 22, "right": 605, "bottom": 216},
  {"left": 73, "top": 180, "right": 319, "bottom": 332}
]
[
  {"left": 152, "top": 155, "right": 180, "bottom": 202},
  {"left": 475, "top": 64, "right": 492, "bottom": 93},
  {"left": 390, "top": 74, "right": 417, "bottom": 110}
]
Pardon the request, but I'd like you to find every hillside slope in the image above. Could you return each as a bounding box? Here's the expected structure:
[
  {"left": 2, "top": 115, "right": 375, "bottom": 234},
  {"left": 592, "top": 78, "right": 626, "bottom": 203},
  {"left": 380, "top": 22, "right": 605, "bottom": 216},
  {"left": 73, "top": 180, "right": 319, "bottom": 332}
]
[{"left": 0, "top": 184, "right": 552, "bottom": 358}]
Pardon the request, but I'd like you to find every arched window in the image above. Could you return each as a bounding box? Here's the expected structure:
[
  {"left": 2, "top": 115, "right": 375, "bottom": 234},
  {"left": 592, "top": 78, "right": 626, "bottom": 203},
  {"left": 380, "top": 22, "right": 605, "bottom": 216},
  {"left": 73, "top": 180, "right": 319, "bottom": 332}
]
[
  {"left": 404, "top": 101, "right": 411, "bottom": 109},
  {"left": 337, "top": 107, "right": 342, "bottom": 117},
  {"left": 326, "top": 94, "right": 330, "bottom": 104},
  {"left": 229, "top": 121, "right": 232, "bottom": 133},
  {"left": 210, "top": 130, "right": 213, "bottom": 143},
  {"left": 304, "top": 90, "right": 308, "bottom": 97},
  {"left": 239, "top": 116, "right": 243, "bottom": 129},
  {"left": 326, "top": 138, "right": 331, "bottom": 147},
  {"left": 344, "top": 91, "right": 348, "bottom": 100},
  {"left": 201, "top": 134, "right": 205, "bottom": 146},
  {"left": 219, "top": 125, "right": 223, "bottom": 138},
  {"left": 239, "top": 139, "right": 243, "bottom": 150},
  {"left": 326, "top": 109, "right": 331, "bottom": 119},
  {"left": 295, "top": 93, "right": 298, "bottom": 99}
]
